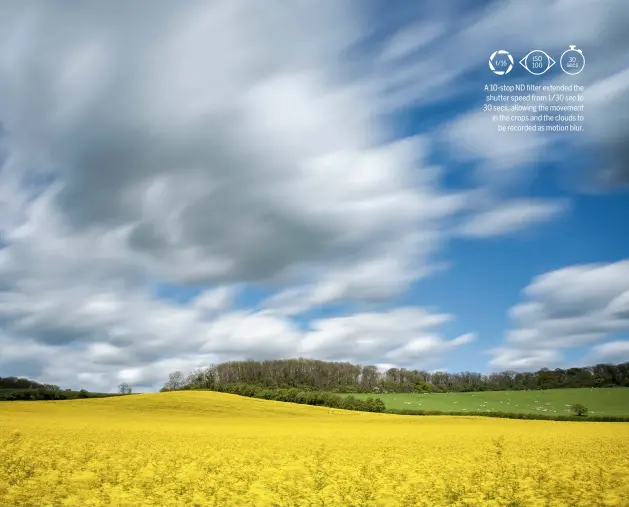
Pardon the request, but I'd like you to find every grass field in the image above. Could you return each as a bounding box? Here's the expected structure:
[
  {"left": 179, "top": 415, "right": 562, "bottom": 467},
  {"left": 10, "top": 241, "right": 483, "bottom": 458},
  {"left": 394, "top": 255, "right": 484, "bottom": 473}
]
[
  {"left": 347, "top": 387, "right": 629, "bottom": 416},
  {"left": 2, "top": 391, "right": 629, "bottom": 506}
]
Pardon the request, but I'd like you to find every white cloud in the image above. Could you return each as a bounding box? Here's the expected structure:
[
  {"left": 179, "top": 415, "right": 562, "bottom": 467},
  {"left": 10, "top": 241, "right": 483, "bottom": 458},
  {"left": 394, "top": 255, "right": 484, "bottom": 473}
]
[
  {"left": 490, "top": 260, "right": 629, "bottom": 369},
  {"left": 584, "top": 67, "right": 629, "bottom": 188},
  {"left": 0, "top": 1, "right": 483, "bottom": 392},
  {"left": 377, "top": 21, "right": 445, "bottom": 63},
  {"left": 591, "top": 341, "right": 629, "bottom": 363},
  {"left": 299, "top": 308, "right": 471, "bottom": 367},
  {"left": 261, "top": 255, "right": 450, "bottom": 316},
  {"left": 488, "top": 347, "right": 562, "bottom": 371},
  {"left": 0, "top": 1, "right": 469, "bottom": 291},
  {"left": 193, "top": 286, "right": 238, "bottom": 313},
  {"left": 0, "top": 264, "right": 474, "bottom": 390},
  {"left": 458, "top": 199, "right": 568, "bottom": 238},
  {"left": 0, "top": 1, "right": 484, "bottom": 394},
  {"left": 446, "top": 110, "right": 550, "bottom": 188}
]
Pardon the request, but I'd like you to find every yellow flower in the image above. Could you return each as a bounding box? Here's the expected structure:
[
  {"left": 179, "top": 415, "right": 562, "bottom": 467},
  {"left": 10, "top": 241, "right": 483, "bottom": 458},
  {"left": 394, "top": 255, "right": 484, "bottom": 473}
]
[{"left": 1, "top": 391, "right": 628, "bottom": 506}]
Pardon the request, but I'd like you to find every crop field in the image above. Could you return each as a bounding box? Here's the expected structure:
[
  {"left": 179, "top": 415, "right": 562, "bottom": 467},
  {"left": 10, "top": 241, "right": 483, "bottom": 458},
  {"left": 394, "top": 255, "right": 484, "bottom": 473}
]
[
  {"left": 2, "top": 391, "right": 629, "bottom": 507},
  {"left": 348, "top": 387, "right": 629, "bottom": 416}
]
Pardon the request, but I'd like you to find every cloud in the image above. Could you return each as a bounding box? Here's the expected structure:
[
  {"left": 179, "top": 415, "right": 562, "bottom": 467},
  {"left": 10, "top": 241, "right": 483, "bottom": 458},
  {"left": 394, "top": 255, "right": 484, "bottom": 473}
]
[
  {"left": 0, "top": 185, "right": 474, "bottom": 390},
  {"left": 0, "top": 1, "right": 468, "bottom": 290},
  {"left": 0, "top": 1, "right": 481, "bottom": 392},
  {"left": 458, "top": 198, "right": 568, "bottom": 238},
  {"left": 488, "top": 347, "right": 562, "bottom": 371},
  {"left": 489, "top": 260, "right": 629, "bottom": 369},
  {"left": 446, "top": 110, "right": 550, "bottom": 189},
  {"left": 193, "top": 286, "right": 238, "bottom": 313},
  {"left": 377, "top": 21, "right": 446, "bottom": 63},
  {"left": 261, "top": 255, "right": 451, "bottom": 316},
  {"left": 591, "top": 341, "right": 629, "bottom": 363},
  {"left": 0, "top": 269, "right": 474, "bottom": 390},
  {"left": 299, "top": 308, "right": 473, "bottom": 367},
  {"left": 584, "top": 67, "right": 629, "bottom": 189}
]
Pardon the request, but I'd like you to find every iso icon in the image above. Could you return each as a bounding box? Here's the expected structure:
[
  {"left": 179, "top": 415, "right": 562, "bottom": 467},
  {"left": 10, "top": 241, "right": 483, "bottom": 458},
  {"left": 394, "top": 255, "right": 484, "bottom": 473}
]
[
  {"left": 489, "top": 50, "right": 514, "bottom": 75},
  {"left": 519, "top": 50, "right": 556, "bottom": 75}
]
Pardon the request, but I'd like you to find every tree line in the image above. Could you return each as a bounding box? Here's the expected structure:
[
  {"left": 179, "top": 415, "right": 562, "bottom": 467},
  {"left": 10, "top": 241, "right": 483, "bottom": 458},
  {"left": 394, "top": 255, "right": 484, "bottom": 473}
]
[
  {"left": 387, "top": 407, "right": 629, "bottom": 423},
  {"left": 0, "top": 376, "right": 59, "bottom": 390},
  {"left": 0, "top": 376, "right": 132, "bottom": 401},
  {"left": 161, "top": 358, "right": 629, "bottom": 394},
  {"left": 194, "top": 382, "right": 386, "bottom": 413},
  {"left": 1, "top": 388, "right": 95, "bottom": 401}
]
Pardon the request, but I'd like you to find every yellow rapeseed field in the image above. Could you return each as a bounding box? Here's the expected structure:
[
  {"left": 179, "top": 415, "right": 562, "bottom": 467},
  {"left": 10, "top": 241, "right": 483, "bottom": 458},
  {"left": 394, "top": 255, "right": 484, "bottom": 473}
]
[{"left": 1, "top": 391, "right": 629, "bottom": 507}]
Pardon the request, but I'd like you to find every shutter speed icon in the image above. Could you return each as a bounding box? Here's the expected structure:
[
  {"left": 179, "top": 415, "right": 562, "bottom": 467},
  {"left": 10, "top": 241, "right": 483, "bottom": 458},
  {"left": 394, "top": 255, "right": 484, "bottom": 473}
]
[{"left": 519, "top": 50, "right": 555, "bottom": 75}]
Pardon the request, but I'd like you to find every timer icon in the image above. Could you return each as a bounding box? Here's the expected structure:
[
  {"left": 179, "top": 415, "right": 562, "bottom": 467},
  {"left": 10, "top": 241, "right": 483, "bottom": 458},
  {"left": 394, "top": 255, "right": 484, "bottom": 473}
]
[{"left": 560, "top": 45, "right": 585, "bottom": 75}]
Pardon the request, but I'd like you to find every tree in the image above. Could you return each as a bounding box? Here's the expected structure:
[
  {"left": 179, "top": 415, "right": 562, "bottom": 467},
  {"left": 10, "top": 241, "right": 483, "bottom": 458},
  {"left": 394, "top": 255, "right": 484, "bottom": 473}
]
[
  {"left": 78, "top": 389, "right": 89, "bottom": 398},
  {"left": 118, "top": 383, "right": 132, "bottom": 395},
  {"left": 163, "top": 371, "right": 186, "bottom": 391},
  {"left": 570, "top": 403, "right": 589, "bottom": 417},
  {"left": 155, "top": 360, "right": 629, "bottom": 395}
]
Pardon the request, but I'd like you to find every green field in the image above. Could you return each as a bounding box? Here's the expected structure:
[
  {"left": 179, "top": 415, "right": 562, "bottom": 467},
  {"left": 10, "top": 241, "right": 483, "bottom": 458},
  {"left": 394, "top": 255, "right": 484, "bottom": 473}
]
[{"left": 348, "top": 388, "right": 629, "bottom": 416}]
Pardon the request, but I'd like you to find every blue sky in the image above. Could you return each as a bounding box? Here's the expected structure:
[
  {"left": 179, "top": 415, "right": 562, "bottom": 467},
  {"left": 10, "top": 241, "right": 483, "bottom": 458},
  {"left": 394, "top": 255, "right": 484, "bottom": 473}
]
[{"left": 0, "top": 0, "right": 628, "bottom": 392}]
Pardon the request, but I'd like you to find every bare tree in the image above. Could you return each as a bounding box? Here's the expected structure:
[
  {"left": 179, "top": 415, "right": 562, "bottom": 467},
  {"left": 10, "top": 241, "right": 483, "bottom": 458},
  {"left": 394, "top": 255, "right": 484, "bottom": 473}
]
[
  {"left": 162, "top": 371, "right": 186, "bottom": 391},
  {"left": 118, "top": 383, "right": 132, "bottom": 395}
]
